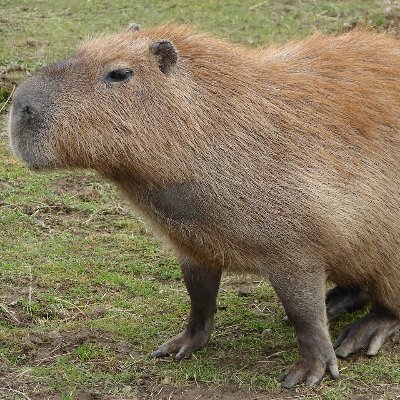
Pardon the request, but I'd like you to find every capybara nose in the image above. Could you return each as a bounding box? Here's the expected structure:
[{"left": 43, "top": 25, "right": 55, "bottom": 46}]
[
  {"left": 11, "top": 76, "right": 53, "bottom": 128},
  {"left": 9, "top": 84, "right": 54, "bottom": 166},
  {"left": 20, "top": 104, "right": 36, "bottom": 121}
]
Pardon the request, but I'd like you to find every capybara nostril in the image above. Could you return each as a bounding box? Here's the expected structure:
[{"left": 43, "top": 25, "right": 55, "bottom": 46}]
[{"left": 21, "top": 104, "right": 35, "bottom": 121}]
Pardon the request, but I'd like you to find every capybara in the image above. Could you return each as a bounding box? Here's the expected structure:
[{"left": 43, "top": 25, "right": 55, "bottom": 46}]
[{"left": 8, "top": 25, "right": 400, "bottom": 388}]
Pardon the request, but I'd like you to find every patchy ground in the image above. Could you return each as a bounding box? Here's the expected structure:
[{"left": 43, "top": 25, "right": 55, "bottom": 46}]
[
  {"left": 1, "top": 1, "right": 400, "bottom": 399},
  {"left": 383, "top": 0, "right": 400, "bottom": 34}
]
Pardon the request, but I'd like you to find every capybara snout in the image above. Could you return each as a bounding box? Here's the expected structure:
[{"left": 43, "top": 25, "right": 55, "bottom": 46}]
[{"left": 9, "top": 74, "right": 60, "bottom": 170}]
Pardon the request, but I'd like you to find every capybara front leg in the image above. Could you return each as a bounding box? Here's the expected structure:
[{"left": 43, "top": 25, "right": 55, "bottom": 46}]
[
  {"left": 269, "top": 266, "right": 338, "bottom": 388},
  {"left": 151, "top": 259, "right": 222, "bottom": 360},
  {"left": 283, "top": 286, "right": 370, "bottom": 323},
  {"left": 335, "top": 306, "right": 400, "bottom": 358}
]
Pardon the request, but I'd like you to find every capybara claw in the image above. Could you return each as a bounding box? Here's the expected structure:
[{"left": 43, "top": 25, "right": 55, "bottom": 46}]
[
  {"left": 174, "top": 348, "right": 192, "bottom": 361},
  {"left": 152, "top": 329, "right": 210, "bottom": 361},
  {"left": 150, "top": 347, "right": 169, "bottom": 358},
  {"left": 278, "top": 355, "right": 339, "bottom": 389},
  {"left": 151, "top": 342, "right": 195, "bottom": 360}
]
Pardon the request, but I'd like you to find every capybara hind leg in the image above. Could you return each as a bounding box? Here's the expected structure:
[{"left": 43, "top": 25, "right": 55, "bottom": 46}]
[
  {"left": 326, "top": 286, "right": 371, "bottom": 321},
  {"left": 269, "top": 265, "right": 339, "bottom": 388},
  {"left": 335, "top": 306, "right": 400, "bottom": 358},
  {"left": 151, "top": 260, "right": 221, "bottom": 361}
]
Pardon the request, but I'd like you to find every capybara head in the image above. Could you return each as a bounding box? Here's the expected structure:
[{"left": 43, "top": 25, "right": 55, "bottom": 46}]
[{"left": 8, "top": 25, "right": 199, "bottom": 176}]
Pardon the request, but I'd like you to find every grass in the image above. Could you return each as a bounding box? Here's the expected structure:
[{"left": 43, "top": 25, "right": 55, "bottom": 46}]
[{"left": 1, "top": 1, "right": 400, "bottom": 399}]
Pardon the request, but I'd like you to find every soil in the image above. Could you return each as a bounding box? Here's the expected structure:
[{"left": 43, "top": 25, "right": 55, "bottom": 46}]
[
  {"left": 137, "top": 381, "right": 296, "bottom": 400},
  {"left": 51, "top": 176, "right": 104, "bottom": 203}
]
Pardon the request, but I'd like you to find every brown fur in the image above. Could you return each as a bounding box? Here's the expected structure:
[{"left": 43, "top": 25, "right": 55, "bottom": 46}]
[{"left": 8, "top": 25, "right": 400, "bottom": 385}]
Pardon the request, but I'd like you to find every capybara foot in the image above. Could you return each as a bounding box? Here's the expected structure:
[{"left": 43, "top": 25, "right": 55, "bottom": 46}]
[
  {"left": 335, "top": 308, "right": 400, "bottom": 358},
  {"left": 278, "top": 351, "right": 339, "bottom": 388},
  {"left": 326, "top": 286, "right": 370, "bottom": 321},
  {"left": 151, "top": 329, "right": 210, "bottom": 361},
  {"left": 151, "top": 261, "right": 221, "bottom": 361}
]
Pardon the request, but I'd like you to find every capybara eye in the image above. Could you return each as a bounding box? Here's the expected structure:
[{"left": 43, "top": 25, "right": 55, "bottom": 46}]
[{"left": 105, "top": 68, "right": 133, "bottom": 83}]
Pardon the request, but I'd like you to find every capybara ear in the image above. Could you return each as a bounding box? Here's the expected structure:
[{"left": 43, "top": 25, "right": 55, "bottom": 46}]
[
  {"left": 149, "top": 40, "right": 178, "bottom": 75},
  {"left": 127, "top": 23, "right": 140, "bottom": 32}
]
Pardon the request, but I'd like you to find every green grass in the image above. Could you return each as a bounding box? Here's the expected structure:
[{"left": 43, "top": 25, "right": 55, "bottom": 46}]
[{"left": 1, "top": 1, "right": 400, "bottom": 399}]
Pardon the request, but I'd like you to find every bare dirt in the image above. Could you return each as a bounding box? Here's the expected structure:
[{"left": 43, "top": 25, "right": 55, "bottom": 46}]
[
  {"left": 137, "top": 381, "right": 296, "bottom": 400},
  {"left": 51, "top": 176, "right": 104, "bottom": 203}
]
